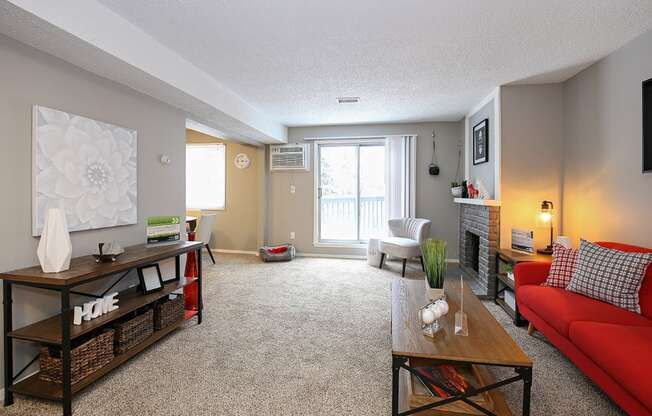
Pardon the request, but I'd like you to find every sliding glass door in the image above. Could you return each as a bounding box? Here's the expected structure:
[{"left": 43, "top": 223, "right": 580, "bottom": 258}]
[{"left": 317, "top": 141, "right": 385, "bottom": 244}]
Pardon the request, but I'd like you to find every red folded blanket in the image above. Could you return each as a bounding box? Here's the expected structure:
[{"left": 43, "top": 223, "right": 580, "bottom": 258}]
[{"left": 266, "top": 246, "right": 288, "bottom": 254}]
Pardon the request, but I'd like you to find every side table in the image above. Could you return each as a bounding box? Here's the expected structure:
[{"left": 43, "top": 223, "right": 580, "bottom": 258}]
[{"left": 494, "top": 249, "right": 551, "bottom": 326}]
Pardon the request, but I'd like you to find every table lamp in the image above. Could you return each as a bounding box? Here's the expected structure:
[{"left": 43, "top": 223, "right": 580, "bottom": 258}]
[{"left": 536, "top": 200, "right": 554, "bottom": 255}]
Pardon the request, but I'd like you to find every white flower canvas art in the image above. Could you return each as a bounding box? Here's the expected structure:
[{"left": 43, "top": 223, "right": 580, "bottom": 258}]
[{"left": 32, "top": 106, "right": 137, "bottom": 236}]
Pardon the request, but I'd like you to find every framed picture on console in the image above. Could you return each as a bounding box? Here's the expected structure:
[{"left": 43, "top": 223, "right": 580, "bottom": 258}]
[
  {"left": 473, "top": 118, "right": 489, "bottom": 165},
  {"left": 138, "top": 264, "right": 164, "bottom": 294},
  {"left": 643, "top": 77, "right": 652, "bottom": 173}
]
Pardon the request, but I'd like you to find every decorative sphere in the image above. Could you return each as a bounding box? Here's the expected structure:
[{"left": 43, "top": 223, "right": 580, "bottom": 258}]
[
  {"left": 428, "top": 304, "right": 443, "bottom": 319},
  {"left": 422, "top": 309, "right": 436, "bottom": 324},
  {"left": 436, "top": 300, "right": 449, "bottom": 316}
]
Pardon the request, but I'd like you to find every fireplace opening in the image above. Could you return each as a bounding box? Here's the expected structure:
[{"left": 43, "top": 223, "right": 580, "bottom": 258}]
[{"left": 466, "top": 231, "right": 480, "bottom": 272}]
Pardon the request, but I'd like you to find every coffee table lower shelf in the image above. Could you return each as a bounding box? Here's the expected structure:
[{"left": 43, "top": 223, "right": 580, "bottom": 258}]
[
  {"left": 393, "top": 355, "right": 531, "bottom": 416},
  {"left": 10, "top": 313, "right": 196, "bottom": 401},
  {"left": 398, "top": 361, "right": 512, "bottom": 415}
]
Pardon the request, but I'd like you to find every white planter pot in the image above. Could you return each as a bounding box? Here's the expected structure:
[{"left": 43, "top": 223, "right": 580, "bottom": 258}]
[
  {"left": 451, "top": 186, "right": 464, "bottom": 197},
  {"left": 425, "top": 280, "right": 445, "bottom": 302},
  {"left": 367, "top": 238, "right": 382, "bottom": 267},
  {"left": 37, "top": 208, "right": 72, "bottom": 273}
]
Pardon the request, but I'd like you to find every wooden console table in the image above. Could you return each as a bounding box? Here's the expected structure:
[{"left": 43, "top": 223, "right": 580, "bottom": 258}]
[{"left": 1, "top": 241, "right": 204, "bottom": 416}]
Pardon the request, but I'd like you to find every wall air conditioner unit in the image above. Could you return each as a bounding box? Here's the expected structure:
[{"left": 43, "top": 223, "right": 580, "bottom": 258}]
[{"left": 269, "top": 143, "right": 310, "bottom": 171}]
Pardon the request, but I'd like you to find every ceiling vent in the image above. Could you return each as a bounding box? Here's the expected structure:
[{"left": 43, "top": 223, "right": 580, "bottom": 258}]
[
  {"left": 336, "top": 97, "right": 360, "bottom": 104},
  {"left": 269, "top": 144, "right": 310, "bottom": 171}
]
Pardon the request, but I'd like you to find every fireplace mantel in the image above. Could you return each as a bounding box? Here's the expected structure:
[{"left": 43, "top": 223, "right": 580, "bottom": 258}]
[{"left": 454, "top": 198, "right": 501, "bottom": 207}]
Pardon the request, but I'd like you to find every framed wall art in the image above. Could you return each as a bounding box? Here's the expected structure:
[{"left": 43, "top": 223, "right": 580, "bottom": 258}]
[
  {"left": 472, "top": 118, "right": 489, "bottom": 165},
  {"left": 32, "top": 105, "right": 137, "bottom": 235},
  {"left": 644, "top": 78, "right": 652, "bottom": 173}
]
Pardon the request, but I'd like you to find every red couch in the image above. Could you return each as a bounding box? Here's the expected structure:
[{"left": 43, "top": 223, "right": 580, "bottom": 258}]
[{"left": 515, "top": 242, "right": 652, "bottom": 416}]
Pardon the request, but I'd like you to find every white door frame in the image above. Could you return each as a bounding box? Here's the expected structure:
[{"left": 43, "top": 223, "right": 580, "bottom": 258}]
[{"left": 312, "top": 138, "right": 386, "bottom": 248}]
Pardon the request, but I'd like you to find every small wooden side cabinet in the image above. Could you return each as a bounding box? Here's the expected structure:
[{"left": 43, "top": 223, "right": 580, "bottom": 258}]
[
  {"left": 494, "top": 249, "right": 551, "bottom": 326},
  {"left": 1, "top": 241, "right": 204, "bottom": 416}
]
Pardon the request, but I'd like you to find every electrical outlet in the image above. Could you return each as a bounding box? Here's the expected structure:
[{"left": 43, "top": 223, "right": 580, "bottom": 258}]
[
  {"left": 290, "top": 231, "right": 295, "bottom": 240},
  {"left": 290, "top": 185, "right": 296, "bottom": 194}
]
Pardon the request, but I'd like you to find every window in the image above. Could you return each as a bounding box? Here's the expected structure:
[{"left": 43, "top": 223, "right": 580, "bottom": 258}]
[
  {"left": 186, "top": 144, "right": 226, "bottom": 210},
  {"left": 315, "top": 140, "right": 386, "bottom": 245}
]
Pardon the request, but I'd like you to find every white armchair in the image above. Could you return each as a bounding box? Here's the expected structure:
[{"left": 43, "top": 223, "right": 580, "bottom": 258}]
[{"left": 378, "top": 218, "right": 431, "bottom": 277}]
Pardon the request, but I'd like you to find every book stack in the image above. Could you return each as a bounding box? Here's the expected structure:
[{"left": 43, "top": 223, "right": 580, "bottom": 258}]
[{"left": 146, "top": 216, "right": 181, "bottom": 246}]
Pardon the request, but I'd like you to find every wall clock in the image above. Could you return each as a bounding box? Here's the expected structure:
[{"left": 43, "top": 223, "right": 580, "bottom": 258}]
[{"left": 234, "top": 153, "right": 250, "bottom": 169}]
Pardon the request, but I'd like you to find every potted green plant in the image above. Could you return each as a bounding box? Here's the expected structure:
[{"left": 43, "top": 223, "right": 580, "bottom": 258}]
[
  {"left": 451, "top": 182, "right": 464, "bottom": 198},
  {"left": 422, "top": 239, "right": 447, "bottom": 300},
  {"left": 503, "top": 264, "right": 514, "bottom": 281}
]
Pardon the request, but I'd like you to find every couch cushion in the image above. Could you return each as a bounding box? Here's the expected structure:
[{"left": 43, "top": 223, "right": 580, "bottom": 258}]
[
  {"left": 518, "top": 285, "right": 652, "bottom": 337},
  {"left": 379, "top": 237, "right": 421, "bottom": 258},
  {"left": 566, "top": 240, "right": 652, "bottom": 313},
  {"left": 596, "top": 242, "right": 652, "bottom": 319},
  {"left": 544, "top": 242, "right": 578, "bottom": 289},
  {"left": 569, "top": 321, "right": 652, "bottom": 413}
]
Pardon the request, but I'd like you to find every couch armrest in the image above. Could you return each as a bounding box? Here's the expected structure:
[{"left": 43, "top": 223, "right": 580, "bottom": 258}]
[{"left": 514, "top": 262, "right": 552, "bottom": 292}]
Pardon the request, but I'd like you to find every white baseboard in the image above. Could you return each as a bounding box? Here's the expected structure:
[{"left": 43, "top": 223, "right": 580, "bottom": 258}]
[
  {"left": 211, "top": 248, "right": 259, "bottom": 256},
  {"left": 296, "top": 252, "right": 366, "bottom": 260},
  {"left": 296, "top": 253, "right": 461, "bottom": 262}
]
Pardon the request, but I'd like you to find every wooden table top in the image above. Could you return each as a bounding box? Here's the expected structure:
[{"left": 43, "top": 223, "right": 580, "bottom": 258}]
[
  {"left": 391, "top": 277, "right": 532, "bottom": 367},
  {"left": 0, "top": 241, "right": 202, "bottom": 287},
  {"left": 498, "top": 249, "right": 551, "bottom": 264}
]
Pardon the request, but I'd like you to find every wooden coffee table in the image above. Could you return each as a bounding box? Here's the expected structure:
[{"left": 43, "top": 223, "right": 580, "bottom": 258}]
[{"left": 391, "top": 278, "right": 533, "bottom": 416}]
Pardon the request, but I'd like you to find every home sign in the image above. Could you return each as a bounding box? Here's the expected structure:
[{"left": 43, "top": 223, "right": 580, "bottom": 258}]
[{"left": 73, "top": 292, "right": 119, "bottom": 325}]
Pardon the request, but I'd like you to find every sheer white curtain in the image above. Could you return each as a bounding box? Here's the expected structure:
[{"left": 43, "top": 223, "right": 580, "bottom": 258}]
[{"left": 384, "top": 135, "right": 416, "bottom": 224}]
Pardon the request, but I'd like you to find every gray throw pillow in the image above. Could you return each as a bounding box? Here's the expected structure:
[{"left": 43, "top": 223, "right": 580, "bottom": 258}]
[{"left": 566, "top": 240, "right": 652, "bottom": 313}]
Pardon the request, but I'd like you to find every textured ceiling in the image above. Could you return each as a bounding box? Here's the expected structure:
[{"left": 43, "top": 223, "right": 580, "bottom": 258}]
[{"left": 95, "top": 1, "right": 652, "bottom": 126}]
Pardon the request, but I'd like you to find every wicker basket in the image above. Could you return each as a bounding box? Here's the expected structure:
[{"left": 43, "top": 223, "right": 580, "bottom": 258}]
[
  {"left": 39, "top": 329, "right": 114, "bottom": 385},
  {"left": 114, "top": 309, "right": 154, "bottom": 354},
  {"left": 154, "top": 295, "right": 185, "bottom": 330}
]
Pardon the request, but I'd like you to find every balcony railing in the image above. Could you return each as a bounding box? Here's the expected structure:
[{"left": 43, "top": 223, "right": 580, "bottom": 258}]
[{"left": 320, "top": 196, "right": 385, "bottom": 241}]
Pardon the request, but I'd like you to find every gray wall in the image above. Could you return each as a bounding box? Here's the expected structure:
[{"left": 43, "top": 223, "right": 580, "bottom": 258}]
[
  {"left": 500, "top": 84, "right": 564, "bottom": 251},
  {"left": 0, "top": 35, "right": 186, "bottom": 386},
  {"left": 468, "top": 99, "right": 495, "bottom": 198},
  {"left": 562, "top": 28, "right": 652, "bottom": 248},
  {"left": 266, "top": 122, "right": 464, "bottom": 259}
]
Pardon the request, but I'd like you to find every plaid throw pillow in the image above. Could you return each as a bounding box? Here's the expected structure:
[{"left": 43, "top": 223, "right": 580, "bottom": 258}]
[
  {"left": 566, "top": 240, "right": 652, "bottom": 313},
  {"left": 544, "top": 243, "right": 577, "bottom": 288}
]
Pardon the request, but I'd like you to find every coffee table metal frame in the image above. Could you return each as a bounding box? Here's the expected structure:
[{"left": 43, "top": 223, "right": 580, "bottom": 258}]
[{"left": 391, "top": 355, "right": 532, "bottom": 416}]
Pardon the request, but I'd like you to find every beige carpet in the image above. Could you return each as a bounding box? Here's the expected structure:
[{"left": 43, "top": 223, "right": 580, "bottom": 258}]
[{"left": 3, "top": 255, "right": 624, "bottom": 415}]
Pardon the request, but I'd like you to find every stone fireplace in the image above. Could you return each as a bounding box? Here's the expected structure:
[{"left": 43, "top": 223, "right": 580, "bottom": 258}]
[{"left": 458, "top": 201, "right": 500, "bottom": 298}]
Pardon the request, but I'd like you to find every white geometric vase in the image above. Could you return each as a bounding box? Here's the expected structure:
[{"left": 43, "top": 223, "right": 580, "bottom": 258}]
[{"left": 37, "top": 208, "right": 72, "bottom": 273}]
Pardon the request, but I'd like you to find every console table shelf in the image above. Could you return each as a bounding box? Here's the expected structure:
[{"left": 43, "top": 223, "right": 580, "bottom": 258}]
[
  {"left": 8, "top": 278, "right": 197, "bottom": 345},
  {"left": 1, "top": 241, "right": 204, "bottom": 416},
  {"left": 9, "top": 314, "right": 190, "bottom": 401},
  {"left": 493, "top": 249, "right": 551, "bottom": 326},
  {"left": 1, "top": 242, "right": 201, "bottom": 286}
]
